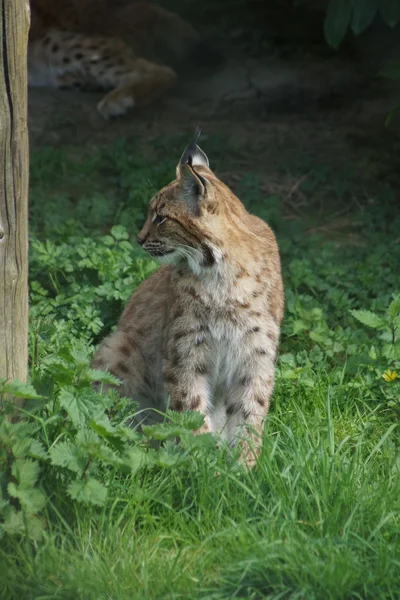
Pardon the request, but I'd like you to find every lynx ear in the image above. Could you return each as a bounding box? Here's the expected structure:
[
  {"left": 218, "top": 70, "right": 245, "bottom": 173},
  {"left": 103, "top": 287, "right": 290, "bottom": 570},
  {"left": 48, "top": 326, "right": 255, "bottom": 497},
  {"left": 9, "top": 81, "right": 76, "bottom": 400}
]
[
  {"left": 176, "top": 127, "right": 210, "bottom": 178},
  {"left": 179, "top": 163, "right": 206, "bottom": 215},
  {"left": 177, "top": 128, "right": 210, "bottom": 214}
]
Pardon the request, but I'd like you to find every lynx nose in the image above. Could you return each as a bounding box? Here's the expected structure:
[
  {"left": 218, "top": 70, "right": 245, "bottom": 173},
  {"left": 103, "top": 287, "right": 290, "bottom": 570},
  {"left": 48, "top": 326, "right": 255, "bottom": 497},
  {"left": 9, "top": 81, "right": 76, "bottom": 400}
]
[{"left": 137, "top": 231, "right": 147, "bottom": 246}]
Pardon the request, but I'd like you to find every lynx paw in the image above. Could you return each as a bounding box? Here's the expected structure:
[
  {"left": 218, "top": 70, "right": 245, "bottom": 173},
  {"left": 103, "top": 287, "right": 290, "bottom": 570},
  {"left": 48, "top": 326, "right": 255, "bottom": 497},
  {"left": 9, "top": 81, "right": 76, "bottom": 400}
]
[
  {"left": 97, "top": 93, "right": 135, "bottom": 119},
  {"left": 237, "top": 436, "right": 262, "bottom": 470}
]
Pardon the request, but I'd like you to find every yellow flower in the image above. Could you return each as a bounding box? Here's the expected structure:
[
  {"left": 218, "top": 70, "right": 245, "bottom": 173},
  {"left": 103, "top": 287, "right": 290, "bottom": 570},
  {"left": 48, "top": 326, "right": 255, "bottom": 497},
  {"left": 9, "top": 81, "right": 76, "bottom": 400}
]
[{"left": 382, "top": 369, "right": 398, "bottom": 382}]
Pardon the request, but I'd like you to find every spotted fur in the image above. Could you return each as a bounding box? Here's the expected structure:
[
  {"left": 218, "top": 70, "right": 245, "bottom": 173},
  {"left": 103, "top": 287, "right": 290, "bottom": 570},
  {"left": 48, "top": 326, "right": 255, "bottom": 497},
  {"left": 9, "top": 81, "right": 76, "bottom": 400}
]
[{"left": 93, "top": 133, "right": 284, "bottom": 468}]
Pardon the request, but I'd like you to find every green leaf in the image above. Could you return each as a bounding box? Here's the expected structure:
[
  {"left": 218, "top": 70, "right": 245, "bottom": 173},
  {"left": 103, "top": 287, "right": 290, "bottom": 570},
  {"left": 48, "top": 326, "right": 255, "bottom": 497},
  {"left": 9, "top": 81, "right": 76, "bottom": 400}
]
[
  {"left": 350, "top": 310, "right": 386, "bottom": 329},
  {"left": 324, "top": 0, "right": 353, "bottom": 48},
  {"left": 2, "top": 380, "right": 44, "bottom": 400},
  {"left": 309, "top": 331, "right": 328, "bottom": 343},
  {"left": 351, "top": 0, "right": 379, "bottom": 34},
  {"left": 0, "top": 509, "right": 25, "bottom": 536},
  {"left": 7, "top": 484, "right": 46, "bottom": 515},
  {"left": 69, "top": 341, "right": 91, "bottom": 370},
  {"left": 12, "top": 459, "right": 40, "bottom": 489},
  {"left": 6, "top": 460, "right": 46, "bottom": 517},
  {"left": 89, "top": 417, "right": 116, "bottom": 436},
  {"left": 0, "top": 508, "right": 44, "bottom": 539},
  {"left": 74, "top": 428, "right": 124, "bottom": 467},
  {"left": 309, "top": 346, "right": 324, "bottom": 363},
  {"left": 142, "top": 411, "right": 205, "bottom": 441},
  {"left": 89, "top": 418, "right": 127, "bottom": 453},
  {"left": 58, "top": 386, "right": 105, "bottom": 428},
  {"left": 279, "top": 353, "right": 296, "bottom": 367},
  {"left": 154, "top": 448, "right": 187, "bottom": 469},
  {"left": 388, "top": 297, "right": 400, "bottom": 319},
  {"left": 88, "top": 369, "right": 121, "bottom": 386},
  {"left": 180, "top": 431, "right": 218, "bottom": 452},
  {"left": 380, "top": 0, "right": 400, "bottom": 27},
  {"left": 167, "top": 410, "right": 205, "bottom": 431},
  {"left": 67, "top": 478, "right": 107, "bottom": 506},
  {"left": 126, "top": 447, "right": 155, "bottom": 474},
  {"left": 28, "top": 440, "right": 49, "bottom": 461},
  {"left": 292, "top": 320, "right": 307, "bottom": 335},
  {"left": 110, "top": 225, "right": 129, "bottom": 241},
  {"left": 142, "top": 423, "right": 186, "bottom": 441},
  {"left": 49, "top": 441, "right": 88, "bottom": 474},
  {"left": 382, "top": 341, "right": 400, "bottom": 361},
  {"left": 12, "top": 437, "right": 35, "bottom": 458}
]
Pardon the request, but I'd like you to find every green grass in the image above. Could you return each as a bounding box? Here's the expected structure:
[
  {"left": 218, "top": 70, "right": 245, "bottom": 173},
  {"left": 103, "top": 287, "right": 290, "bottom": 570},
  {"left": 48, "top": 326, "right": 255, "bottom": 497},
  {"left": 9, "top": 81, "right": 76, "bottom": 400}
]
[{"left": 0, "top": 134, "right": 399, "bottom": 600}]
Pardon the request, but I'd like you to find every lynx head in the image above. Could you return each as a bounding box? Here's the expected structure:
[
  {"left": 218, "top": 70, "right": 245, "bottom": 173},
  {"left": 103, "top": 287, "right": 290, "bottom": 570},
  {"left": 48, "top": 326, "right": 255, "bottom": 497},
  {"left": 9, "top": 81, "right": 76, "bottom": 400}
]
[{"left": 137, "top": 129, "right": 244, "bottom": 274}]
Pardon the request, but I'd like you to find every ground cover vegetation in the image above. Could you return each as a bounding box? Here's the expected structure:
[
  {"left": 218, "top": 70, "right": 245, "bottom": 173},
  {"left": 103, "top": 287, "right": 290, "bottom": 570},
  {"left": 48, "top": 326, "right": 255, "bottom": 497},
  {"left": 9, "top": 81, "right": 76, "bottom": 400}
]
[{"left": 0, "top": 134, "right": 399, "bottom": 599}]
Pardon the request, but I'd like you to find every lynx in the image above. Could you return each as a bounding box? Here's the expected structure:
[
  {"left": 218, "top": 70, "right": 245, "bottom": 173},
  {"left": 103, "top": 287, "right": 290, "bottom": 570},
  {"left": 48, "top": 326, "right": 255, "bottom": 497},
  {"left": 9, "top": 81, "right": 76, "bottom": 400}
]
[
  {"left": 93, "top": 132, "right": 284, "bottom": 467},
  {"left": 29, "top": 1, "right": 221, "bottom": 118}
]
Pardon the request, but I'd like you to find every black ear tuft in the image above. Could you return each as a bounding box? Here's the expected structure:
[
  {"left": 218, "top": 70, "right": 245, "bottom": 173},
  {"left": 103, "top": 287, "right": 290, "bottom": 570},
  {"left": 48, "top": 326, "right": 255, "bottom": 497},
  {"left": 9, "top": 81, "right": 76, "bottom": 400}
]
[
  {"left": 194, "top": 126, "right": 201, "bottom": 144},
  {"left": 179, "top": 128, "right": 210, "bottom": 170}
]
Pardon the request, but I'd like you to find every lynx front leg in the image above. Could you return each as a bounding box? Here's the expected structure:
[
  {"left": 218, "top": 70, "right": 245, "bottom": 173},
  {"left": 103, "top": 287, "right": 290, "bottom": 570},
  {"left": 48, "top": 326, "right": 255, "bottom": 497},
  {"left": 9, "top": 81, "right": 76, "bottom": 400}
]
[
  {"left": 226, "top": 352, "right": 277, "bottom": 469},
  {"left": 232, "top": 385, "right": 272, "bottom": 469},
  {"left": 164, "top": 369, "right": 211, "bottom": 434},
  {"left": 163, "top": 344, "right": 212, "bottom": 435}
]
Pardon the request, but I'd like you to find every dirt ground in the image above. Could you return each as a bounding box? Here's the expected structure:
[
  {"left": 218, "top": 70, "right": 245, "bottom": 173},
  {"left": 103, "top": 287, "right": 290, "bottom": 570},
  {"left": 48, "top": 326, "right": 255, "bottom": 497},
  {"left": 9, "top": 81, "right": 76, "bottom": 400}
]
[{"left": 28, "top": 29, "right": 400, "bottom": 225}]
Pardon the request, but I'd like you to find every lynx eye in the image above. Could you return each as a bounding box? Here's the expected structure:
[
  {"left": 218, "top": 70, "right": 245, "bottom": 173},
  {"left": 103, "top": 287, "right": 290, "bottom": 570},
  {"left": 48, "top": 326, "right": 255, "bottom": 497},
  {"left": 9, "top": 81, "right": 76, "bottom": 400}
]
[{"left": 152, "top": 214, "right": 167, "bottom": 226}]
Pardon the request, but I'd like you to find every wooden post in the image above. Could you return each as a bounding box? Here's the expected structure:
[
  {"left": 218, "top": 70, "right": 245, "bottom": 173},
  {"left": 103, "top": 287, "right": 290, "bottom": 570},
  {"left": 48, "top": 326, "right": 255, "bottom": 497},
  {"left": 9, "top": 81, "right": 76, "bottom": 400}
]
[{"left": 0, "top": 0, "right": 30, "bottom": 399}]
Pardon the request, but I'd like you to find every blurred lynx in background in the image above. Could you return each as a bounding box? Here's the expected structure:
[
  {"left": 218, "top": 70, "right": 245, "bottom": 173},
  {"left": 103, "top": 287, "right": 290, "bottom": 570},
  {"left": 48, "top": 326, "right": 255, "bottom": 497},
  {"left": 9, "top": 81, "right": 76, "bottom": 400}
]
[{"left": 29, "top": 0, "right": 222, "bottom": 118}]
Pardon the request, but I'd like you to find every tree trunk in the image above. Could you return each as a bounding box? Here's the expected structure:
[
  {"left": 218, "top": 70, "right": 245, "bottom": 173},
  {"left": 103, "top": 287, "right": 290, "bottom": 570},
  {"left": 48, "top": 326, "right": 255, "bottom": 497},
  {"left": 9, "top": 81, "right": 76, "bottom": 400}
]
[{"left": 0, "top": 0, "right": 30, "bottom": 401}]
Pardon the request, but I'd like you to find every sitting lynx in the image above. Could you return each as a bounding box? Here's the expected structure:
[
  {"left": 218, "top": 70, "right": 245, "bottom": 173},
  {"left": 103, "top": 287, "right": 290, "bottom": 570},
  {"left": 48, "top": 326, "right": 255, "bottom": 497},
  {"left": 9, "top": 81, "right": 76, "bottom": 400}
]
[
  {"left": 29, "top": 1, "right": 220, "bottom": 118},
  {"left": 93, "top": 132, "right": 284, "bottom": 467}
]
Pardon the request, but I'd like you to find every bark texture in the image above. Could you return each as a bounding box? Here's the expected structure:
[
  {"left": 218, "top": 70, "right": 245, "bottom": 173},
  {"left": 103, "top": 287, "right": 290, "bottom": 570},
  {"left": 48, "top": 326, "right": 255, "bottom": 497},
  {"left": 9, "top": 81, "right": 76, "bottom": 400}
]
[{"left": 0, "top": 0, "right": 30, "bottom": 397}]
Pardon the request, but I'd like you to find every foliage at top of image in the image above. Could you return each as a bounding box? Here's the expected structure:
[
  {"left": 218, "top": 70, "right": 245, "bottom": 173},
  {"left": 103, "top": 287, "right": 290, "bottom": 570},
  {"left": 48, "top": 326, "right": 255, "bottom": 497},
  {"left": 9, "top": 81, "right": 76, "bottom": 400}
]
[
  {"left": 1, "top": 136, "right": 399, "bottom": 599},
  {"left": 294, "top": 0, "right": 400, "bottom": 48}
]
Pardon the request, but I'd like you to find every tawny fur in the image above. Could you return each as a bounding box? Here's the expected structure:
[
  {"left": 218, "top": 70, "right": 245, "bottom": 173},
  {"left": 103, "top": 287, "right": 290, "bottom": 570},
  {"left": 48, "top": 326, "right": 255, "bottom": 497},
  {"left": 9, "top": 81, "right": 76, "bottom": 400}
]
[
  {"left": 28, "top": 1, "right": 216, "bottom": 118},
  {"left": 93, "top": 136, "right": 284, "bottom": 468}
]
